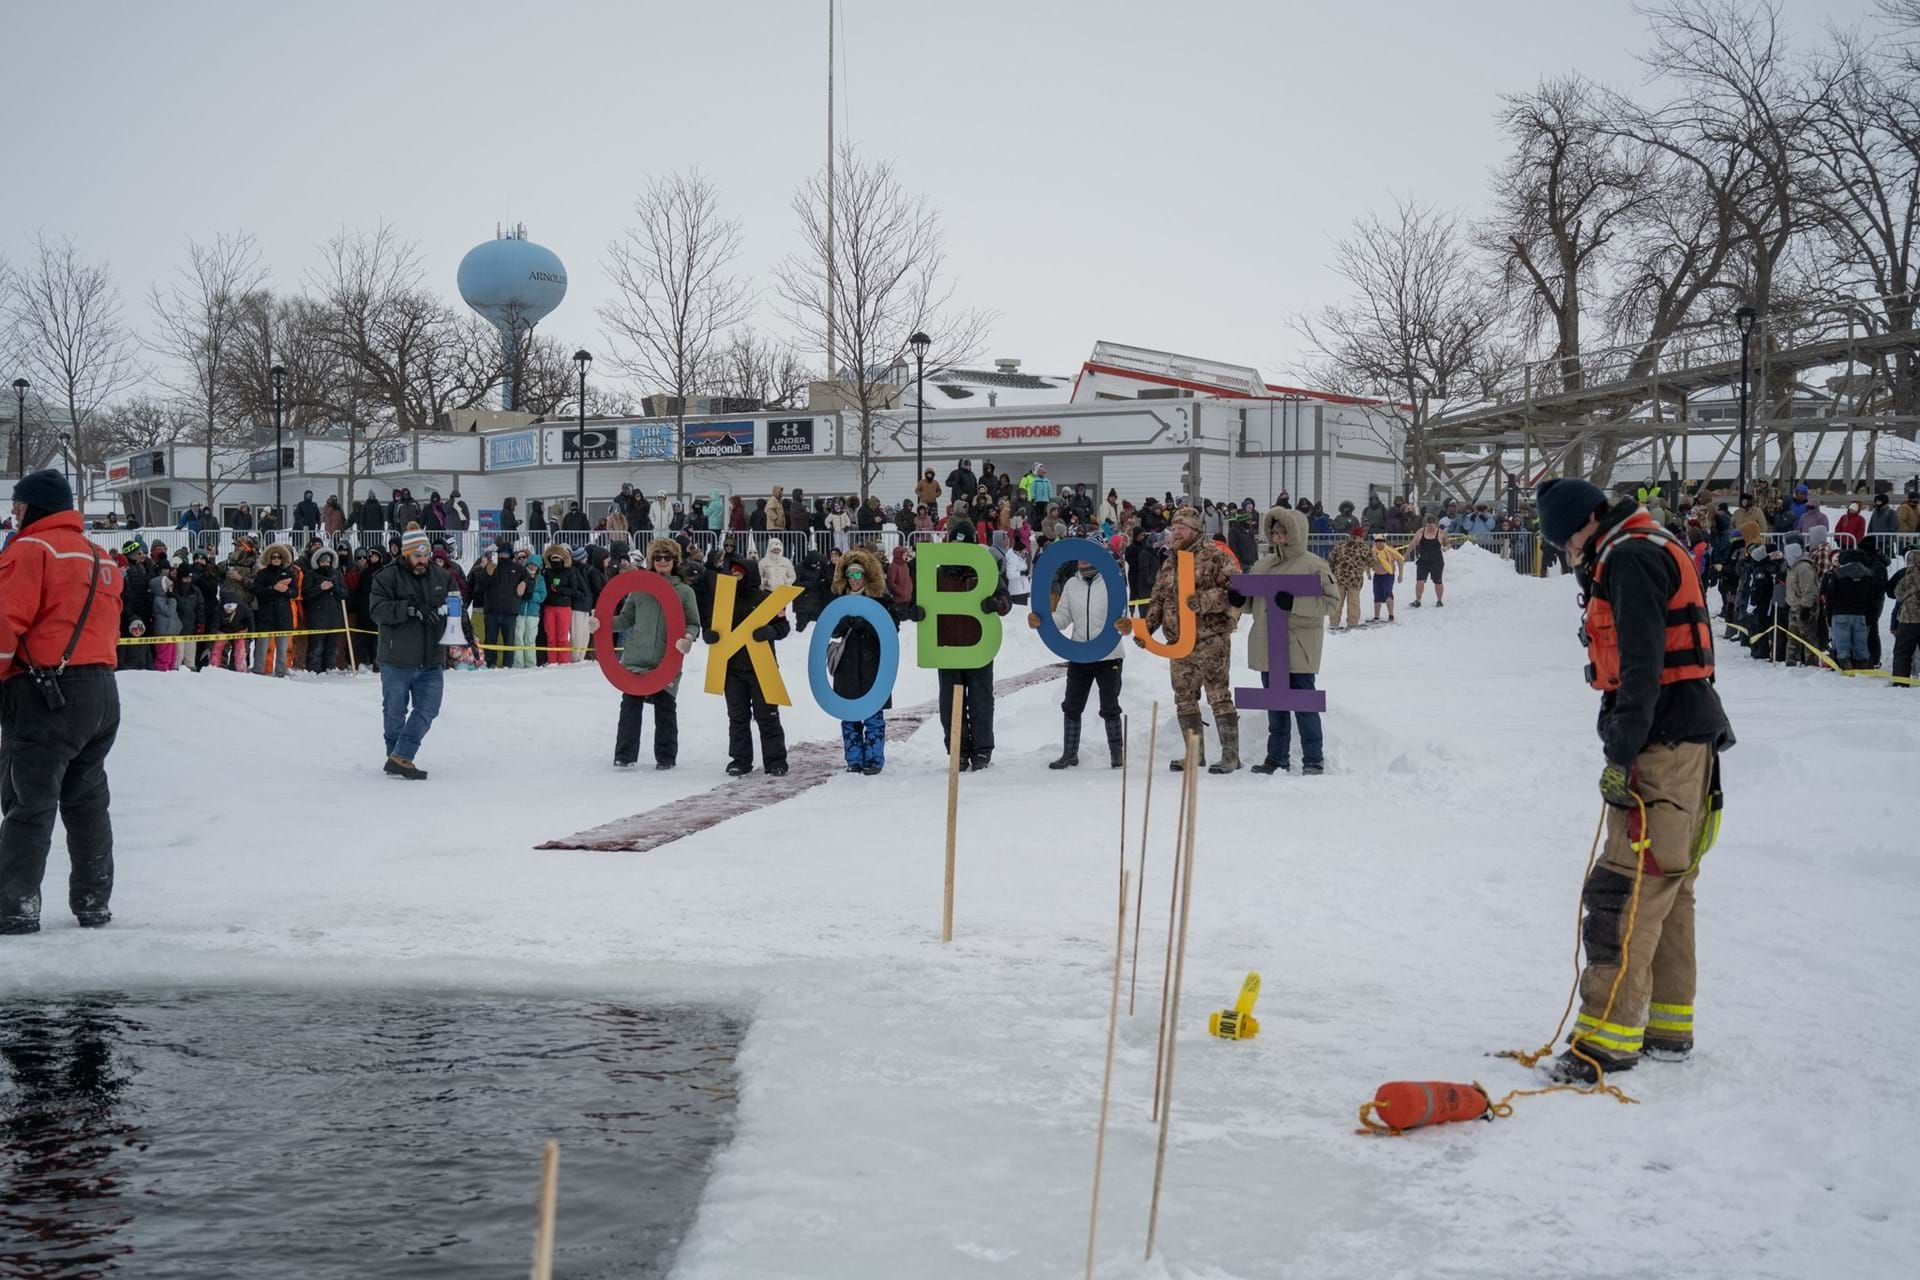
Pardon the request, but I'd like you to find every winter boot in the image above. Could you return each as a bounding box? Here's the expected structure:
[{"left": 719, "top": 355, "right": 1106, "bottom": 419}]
[
  {"left": 968, "top": 753, "right": 992, "bottom": 772},
  {"left": 1208, "top": 715, "right": 1242, "bottom": 774},
  {"left": 1542, "top": 1047, "right": 1637, "bottom": 1085},
  {"left": 1251, "top": 759, "right": 1287, "bottom": 776},
  {"left": 726, "top": 760, "right": 753, "bottom": 777},
  {"left": 766, "top": 761, "right": 790, "bottom": 778},
  {"left": 1049, "top": 715, "right": 1082, "bottom": 769},
  {"left": 384, "top": 755, "right": 428, "bottom": 781},
  {"left": 1169, "top": 715, "right": 1207, "bottom": 771},
  {"left": 1105, "top": 716, "right": 1125, "bottom": 768},
  {"left": 1643, "top": 1039, "right": 1692, "bottom": 1063},
  {"left": 75, "top": 910, "right": 111, "bottom": 929}
]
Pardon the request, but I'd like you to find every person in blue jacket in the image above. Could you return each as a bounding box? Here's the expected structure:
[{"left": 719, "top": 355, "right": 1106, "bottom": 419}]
[{"left": 512, "top": 546, "right": 546, "bottom": 668}]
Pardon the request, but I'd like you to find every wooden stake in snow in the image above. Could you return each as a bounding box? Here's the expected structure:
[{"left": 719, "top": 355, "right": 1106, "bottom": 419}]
[
  {"left": 1145, "top": 756, "right": 1200, "bottom": 1260},
  {"left": 942, "top": 684, "right": 964, "bottom": 944},
  {"left": 530, "top": 1139, "right": 560, "bottom": 1280},
  {"left": 1128, "top": 701, "right": 1160, "bottom": 1015},
  {"left": 1085, "top": 867, "right": 1130, "bottom": 1280},
  {"left": 1150, "top": 731, "right": 1195, "bottom": 1120},
  {"left": 1117, "top": 713, "right": 1129, "bottom": 901}
]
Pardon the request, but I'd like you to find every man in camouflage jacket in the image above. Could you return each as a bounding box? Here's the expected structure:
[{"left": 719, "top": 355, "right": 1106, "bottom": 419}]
[{"left": 1137, "top": 506, "right": 1241, "bottom": 773}]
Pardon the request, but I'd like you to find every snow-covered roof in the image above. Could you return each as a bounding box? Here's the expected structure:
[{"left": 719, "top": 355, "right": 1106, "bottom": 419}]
[{"left": 901, "top": 365, "right": 1075, "bottom": 410}]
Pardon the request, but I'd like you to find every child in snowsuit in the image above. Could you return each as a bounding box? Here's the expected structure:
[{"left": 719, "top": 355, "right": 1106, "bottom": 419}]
[
  {"left": 706, "top": 554, "right": 790, "bottom": 776},
  {"left": 210, "top": 589, "right": 254, "bottom": 672}
]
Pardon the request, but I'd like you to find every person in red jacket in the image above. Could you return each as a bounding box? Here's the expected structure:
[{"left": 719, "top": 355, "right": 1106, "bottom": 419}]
[
  {"left": 0, "top": 470, "right": 126, "bottom": 935},
  {"left": 1834, "top": 500, "right": 1868, "bottom": 548}
]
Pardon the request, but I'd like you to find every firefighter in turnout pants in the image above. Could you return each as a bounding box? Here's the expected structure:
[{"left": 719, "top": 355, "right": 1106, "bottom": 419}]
[
  {"left": 1536, "top": 478, "right": 1734, "bottom": 1083},
  {"left": 0, "top": 471, "right": 125, "bottom": 934}
]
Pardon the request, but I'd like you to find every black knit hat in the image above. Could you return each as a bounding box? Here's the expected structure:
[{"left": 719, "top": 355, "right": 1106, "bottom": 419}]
[
  {"left": 1535, "top": 477, "right": 1610, "bottom": 546},
  {"left": 11, "top": 469, "right": 73, "bottom": 512}
]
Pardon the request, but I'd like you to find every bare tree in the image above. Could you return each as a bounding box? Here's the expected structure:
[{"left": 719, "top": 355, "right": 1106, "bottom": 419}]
[
  {"left": 516, "top": 333, "right": 637, "bottom": 418},
  {"left": 600, "top": 171, "right": 752, "bottom": 498},
  {"left": 308, "top": 224, "right": 501, "bottom": 445},
  {"left": 1481, "top": 76, "right": 1651, "bottom": 393},
  {"left": 225, "top": 290, "right": 343, "bottom": 436},
  {"left": 8, "top": 234, "right": 142, "bottom": 504},
  {"left": 775, "top": 145, "right": 992, "bottom": 499},
  {"left": 95, "top": 393, "right": 192, "bottom": 454},
  {"left": 1294, "top": 199, "right": 1508, "bottom": 499},
  {"left": 702, "top": 328, "right": 812, "bottom": 410},
  {"left": 1797, "top": 17, "right": 1920, "bottom": 419},
  {"left": 148, "top": 231, "right": 269, "bottom": 508}
]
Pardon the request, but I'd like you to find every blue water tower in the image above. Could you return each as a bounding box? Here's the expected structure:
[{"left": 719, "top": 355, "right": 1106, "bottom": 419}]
[{"left": 457, "top": 225, "right": 568, "bottom": 410}]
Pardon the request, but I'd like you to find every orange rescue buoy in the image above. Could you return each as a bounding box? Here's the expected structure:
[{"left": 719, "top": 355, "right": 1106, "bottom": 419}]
[{"left": 1357, "top": 1081, "right": 1492, "bottom": 1135}]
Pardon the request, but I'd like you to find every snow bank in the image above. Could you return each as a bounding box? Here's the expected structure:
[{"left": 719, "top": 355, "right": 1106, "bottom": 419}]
[{"left": 5, "top": 547, "right": 1914, "bottom": 1277}]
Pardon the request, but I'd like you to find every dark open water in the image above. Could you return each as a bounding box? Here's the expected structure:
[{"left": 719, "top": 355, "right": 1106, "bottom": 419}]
[{"left": 0, "top": 991, "right": 742, "bottom": 1278}]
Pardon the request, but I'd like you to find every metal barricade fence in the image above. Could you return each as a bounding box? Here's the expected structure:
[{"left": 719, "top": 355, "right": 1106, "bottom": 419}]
[{"left": 63, "top": 521, "right": 1586, "bottom": 582}]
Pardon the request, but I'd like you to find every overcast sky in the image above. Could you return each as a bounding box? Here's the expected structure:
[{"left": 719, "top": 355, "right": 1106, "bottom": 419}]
[{"left": 3, "top": 0, "right": 1889, "bottom": 394}]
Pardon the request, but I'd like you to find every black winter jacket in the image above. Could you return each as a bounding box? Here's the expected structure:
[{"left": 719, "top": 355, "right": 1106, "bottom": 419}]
[
  {"left": 472, "top": 557, "right": 531, "bottom": 614},
  {"left": 368, "top": 561, "right": 454, "bottom": 667},
  {"left": 252, "top": 564, "right": 297, "bottom": 631},
  {"left": 1580, "top": 502, "right": 1734, "bottom": 766},
  {"left": 303, "top": 557, "right": 347, "bottom": 631},
  {"left": 121, "top": 560, "right": 153, "bottom": 625},
  {"left": 542, "top": 558, "right": 588, "bottom": 610},
  {"left": 830, "top": 600, "right": 906, "bottom": 707},
  {"left": 1824, "top": 556, "right": 1880, "bottom": 616},
  {"left": 710, "top": 557, "right": 790, "bottom": 673}
]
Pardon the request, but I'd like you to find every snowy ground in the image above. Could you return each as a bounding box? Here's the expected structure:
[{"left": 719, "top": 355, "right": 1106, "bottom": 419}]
[{"left": 4, "top": 547, "right": 1916, "bottom": 1278}]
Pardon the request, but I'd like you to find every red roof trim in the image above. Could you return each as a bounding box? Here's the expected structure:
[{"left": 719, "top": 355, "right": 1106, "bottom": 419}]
[
  {"left": 1080, "top": 361, "right": 1285, "bottom": 400},
  {"left": 1079, "top": 361, "right": 1396, "bottom": 408},
  {"left": 1261, "top": 381, "right": 1394, "bottom": 408}
]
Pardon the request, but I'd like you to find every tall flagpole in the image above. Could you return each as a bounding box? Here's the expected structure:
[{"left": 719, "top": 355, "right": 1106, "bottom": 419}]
[{"left": 825, "top": 0, "right": 836, "bottom": 383}]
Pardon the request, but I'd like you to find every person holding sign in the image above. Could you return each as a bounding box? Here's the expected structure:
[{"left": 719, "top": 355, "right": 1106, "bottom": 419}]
[
  {"left": 1032, "top": 557, "right": 1124, "bottom": 769},
  {"left": 1245, "top": 507, "right": 1337, "bottom": 776},
  {"left": 826, "top": 548, "right": 907, "bottom": 776},
  {"left": 1136, "top": 507, "right": 1240, "bottom": 773},
  {"left": 706, "top": 554, "right": 792, "bottom": 777},
  {"left": 612, "top": 539, "right": 701, "bottom": 770},
  {"left": 925, "top": 522, "right": 1012, "bottom": 773}
]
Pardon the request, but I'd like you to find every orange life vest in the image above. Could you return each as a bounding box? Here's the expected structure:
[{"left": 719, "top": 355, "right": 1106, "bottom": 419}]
[{"left": 1582, "top": 511, "right": 1714, "bottom": 692}]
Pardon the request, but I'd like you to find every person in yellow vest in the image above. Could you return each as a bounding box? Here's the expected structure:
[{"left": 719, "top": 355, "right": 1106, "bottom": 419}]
[{"left": 1534, "top": 477, "right": 1735, "bottom": 1084}]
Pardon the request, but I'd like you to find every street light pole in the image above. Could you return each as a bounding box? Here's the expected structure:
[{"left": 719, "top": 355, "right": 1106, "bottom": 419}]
[
  {"left": 11, "top": 378, "right": 26, "bottom": 478},
  {"left": 573, "top": 350, "right": 592, "bottom": 512},
  {"left": 908, "top": 331, "right": 931, "bottom": 491},
  {"left": 1734, "top": 306, "right": 1757, "bottom": 498},
  {"left": 270, "top": 364, "right": 287, "bottom": 523}
]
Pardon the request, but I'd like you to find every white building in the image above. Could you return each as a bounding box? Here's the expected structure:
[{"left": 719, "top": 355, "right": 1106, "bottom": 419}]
[{"left": 100, "top": 341, "right": 1408, "bottom": 527}]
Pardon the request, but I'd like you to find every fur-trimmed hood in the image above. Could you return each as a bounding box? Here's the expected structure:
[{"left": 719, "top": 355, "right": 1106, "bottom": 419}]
[
  {"left": 262, "top": 543, "right": 293, "bottom": 567},
  {"left": 543, "top": 541, "right": 574, "bottom": 567},
  {"left": 833, "top": 546, "right": 886, "bottom": 597},
  {"left": 1262, "top": 505, "right": 1307, "bottom": 547}
]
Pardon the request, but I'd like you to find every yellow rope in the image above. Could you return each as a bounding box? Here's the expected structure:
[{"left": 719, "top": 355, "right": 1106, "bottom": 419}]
[{"left": 1490, "top": 797, "right": 1648, "bottom": 1111}]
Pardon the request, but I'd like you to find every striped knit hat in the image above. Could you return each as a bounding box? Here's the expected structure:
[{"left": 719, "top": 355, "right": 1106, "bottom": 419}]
[{"left": 400, "top": 528, "right": 431, "bottom": 559}]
